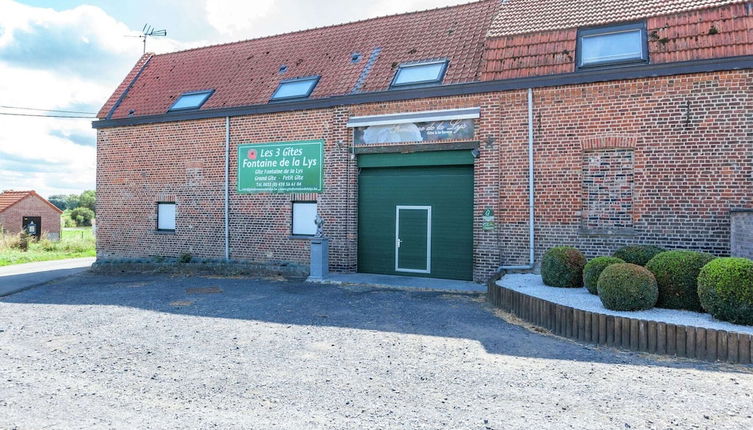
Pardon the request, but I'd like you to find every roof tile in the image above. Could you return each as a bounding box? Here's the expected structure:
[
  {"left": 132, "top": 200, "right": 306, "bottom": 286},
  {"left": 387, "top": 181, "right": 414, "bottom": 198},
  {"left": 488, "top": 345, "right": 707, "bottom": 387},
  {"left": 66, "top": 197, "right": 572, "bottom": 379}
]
[
  {"left": 0, "top": 190, "right": 63, "bottom": 214},
  {"left": 488, "top": 0, "right": 745, "bottom": 36},
  {"left": 103, "top": 0, "right": 499, "bottom": 119}
]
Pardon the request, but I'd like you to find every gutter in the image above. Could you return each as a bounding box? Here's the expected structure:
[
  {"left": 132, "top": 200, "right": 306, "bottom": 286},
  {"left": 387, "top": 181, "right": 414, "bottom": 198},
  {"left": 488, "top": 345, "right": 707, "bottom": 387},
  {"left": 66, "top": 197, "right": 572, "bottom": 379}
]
[
  {"left": 224, "top": 116, "right": 230, "bottom": 261},
  {"left": 499, "top": 88, "right": 536, "bottom": 272},
  {"left": 92, "top": 55, "right": 753, "bottom": 129}
]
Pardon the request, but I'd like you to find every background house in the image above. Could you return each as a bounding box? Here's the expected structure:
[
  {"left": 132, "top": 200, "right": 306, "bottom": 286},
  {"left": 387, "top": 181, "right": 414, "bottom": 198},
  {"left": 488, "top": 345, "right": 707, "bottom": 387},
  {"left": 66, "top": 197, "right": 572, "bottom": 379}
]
[{"left": 0, "top": 190, "right": 63, "bottom": 240}]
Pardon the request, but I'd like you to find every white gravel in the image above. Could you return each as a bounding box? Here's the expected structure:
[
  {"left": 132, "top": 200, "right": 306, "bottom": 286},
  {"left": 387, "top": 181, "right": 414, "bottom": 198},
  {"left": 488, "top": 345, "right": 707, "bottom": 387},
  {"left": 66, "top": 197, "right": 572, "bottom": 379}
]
[
  {"left": 499, "top": 273, "right": 753, "bottom": 336},
  {"left": 1, "top": 273, "right": 752, "bottom": 429}
]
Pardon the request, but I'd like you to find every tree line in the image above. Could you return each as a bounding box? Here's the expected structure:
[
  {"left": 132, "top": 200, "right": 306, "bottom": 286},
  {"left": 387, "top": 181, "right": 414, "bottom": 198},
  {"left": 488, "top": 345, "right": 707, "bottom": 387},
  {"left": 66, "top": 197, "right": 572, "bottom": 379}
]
[{"left": 49, "top": 190, "right": 95, "bottom": 227}]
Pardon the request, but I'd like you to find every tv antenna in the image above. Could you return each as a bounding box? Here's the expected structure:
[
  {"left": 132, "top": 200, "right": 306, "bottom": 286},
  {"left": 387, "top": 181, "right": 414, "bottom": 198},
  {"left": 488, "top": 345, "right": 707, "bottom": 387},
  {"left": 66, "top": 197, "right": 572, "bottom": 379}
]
[{"left": 126, "top": 24, "right": 167, "bottom": 54}]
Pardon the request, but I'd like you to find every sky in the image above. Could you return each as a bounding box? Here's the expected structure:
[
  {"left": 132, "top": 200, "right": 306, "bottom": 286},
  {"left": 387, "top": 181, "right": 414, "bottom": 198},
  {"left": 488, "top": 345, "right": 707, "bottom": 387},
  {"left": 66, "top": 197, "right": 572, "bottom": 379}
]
[{"left": 0, "top": 0, "right": 470, "bottom": 198}]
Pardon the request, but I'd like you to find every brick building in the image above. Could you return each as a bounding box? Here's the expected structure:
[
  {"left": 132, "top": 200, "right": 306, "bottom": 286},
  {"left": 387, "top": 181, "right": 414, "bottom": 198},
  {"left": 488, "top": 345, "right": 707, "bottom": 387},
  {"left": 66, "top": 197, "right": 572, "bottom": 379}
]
[
  {"left": 0, "top": 190, "right": 63, "bottom": 240},
  {"left": 94, "top": 0, "right": 753, "bottom": 281}
]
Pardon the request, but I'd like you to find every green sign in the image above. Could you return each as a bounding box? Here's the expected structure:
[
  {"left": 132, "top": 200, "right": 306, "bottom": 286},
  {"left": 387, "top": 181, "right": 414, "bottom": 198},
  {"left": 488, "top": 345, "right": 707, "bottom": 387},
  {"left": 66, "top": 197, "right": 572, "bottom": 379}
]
[
  {"left": 482, "top": 207, "right": 496, "bottom": 231},
  {"left": 237, "top": 140, "right": 323, "bottom": 194}
]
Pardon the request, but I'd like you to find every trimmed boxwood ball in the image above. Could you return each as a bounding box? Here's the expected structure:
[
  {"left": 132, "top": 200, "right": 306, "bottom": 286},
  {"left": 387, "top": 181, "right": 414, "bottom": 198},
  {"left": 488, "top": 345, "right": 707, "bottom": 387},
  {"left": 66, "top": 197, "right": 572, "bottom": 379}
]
[
  {"left": 645, "top": 250, "right": 716, "bottom": 312},
  {"left": 597, "top": 263, "right": 658, "bottom": 311},
  {"left": 583, "top": 256, "right": 625, "bottom": 295},
  {"left": 697, "top": 258, "right": 753, "bottom": 325},
  {"left": 541, "top": 246, "right": 587, "bottom": 288},
  {"left": 612, "top": 245, "right": 666, "bottom": 266}
]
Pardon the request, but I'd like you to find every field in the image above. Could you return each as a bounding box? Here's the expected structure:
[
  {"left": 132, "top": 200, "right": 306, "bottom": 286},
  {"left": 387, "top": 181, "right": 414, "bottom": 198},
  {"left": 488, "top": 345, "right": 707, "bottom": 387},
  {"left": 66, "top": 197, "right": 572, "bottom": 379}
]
[{"left": 0, "top": 227, "right": 95, "bottom": 267}]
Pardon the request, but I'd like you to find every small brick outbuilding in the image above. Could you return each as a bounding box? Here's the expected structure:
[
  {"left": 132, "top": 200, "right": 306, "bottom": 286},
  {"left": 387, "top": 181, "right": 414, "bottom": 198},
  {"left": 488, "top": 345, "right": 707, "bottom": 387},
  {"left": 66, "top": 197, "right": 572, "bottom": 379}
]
[{"left": 0, "top": 190, "right": 63, "bottom": 240}]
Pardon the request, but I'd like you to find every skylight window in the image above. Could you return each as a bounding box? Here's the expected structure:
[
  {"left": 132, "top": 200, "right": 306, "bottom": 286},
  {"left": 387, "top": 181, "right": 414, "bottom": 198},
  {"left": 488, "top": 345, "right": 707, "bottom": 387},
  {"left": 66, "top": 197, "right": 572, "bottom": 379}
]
[
  {"left": 168, "top": 90, "right": 214, "bottom": 111},
  {"left": 271, "top": 76, "right": 320, "bottom": 101},
  {"left": 577, "top": 22, "right": 648, "bottom": 68},
  {"left": 391, "top": 60, "right": 448, "bottom": 88}
]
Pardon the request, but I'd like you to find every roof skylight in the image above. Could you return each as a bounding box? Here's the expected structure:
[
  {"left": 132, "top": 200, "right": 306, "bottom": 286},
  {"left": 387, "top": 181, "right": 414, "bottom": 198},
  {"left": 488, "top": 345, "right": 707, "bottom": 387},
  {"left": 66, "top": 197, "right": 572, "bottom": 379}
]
[
  {"left": 391, "top": 60, "right": 448, "bottom": 88},
  {"left": 168, "top": 90, "right": 214, "bottom": 111},
  {"left": 271, "top": 76, "right": 320, "bottom": 101}
]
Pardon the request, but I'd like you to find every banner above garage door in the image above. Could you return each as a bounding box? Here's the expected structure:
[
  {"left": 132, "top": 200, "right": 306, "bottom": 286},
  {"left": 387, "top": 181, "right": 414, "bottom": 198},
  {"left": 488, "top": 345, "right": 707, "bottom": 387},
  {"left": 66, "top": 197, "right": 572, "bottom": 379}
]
[{"left": 347, "top": 107, "right": 480, "bottom": 145}]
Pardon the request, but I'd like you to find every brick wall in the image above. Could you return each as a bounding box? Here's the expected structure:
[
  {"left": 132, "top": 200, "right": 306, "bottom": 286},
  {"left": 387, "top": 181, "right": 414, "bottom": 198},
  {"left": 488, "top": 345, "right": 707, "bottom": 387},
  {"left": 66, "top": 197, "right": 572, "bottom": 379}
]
[
  {"left": 0, "top": 196, "right": 61, "bottom": 237},
  {"left": 96, "top": 69, "right": 753, "bottom": 280},
  {"left": 506, "top": 70, "right": 753, "bottom": 266},
  {"left": 731, "top": 210, "right": 753, "bottom": 259}
]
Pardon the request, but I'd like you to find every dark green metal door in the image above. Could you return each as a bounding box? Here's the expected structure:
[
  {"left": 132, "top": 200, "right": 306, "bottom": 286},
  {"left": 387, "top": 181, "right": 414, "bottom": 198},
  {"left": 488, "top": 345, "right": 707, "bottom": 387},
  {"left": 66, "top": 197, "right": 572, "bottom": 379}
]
[{"left": 358, "top": 163, "right": 473, "bottom": 280}]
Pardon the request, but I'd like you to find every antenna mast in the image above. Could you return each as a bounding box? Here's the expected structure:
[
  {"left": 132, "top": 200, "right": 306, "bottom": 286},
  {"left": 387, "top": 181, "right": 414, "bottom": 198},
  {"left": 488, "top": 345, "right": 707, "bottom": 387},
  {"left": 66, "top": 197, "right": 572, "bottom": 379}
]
[{"left": 136, "top": 24, "right": 167, "bottom": 54}]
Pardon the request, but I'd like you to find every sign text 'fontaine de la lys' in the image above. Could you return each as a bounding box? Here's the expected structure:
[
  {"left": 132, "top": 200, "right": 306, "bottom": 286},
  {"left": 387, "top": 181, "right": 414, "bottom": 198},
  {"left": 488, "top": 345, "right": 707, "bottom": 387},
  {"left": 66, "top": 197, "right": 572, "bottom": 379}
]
[{"left": 237, "top": 140, "right": 323, "bottom": 193}]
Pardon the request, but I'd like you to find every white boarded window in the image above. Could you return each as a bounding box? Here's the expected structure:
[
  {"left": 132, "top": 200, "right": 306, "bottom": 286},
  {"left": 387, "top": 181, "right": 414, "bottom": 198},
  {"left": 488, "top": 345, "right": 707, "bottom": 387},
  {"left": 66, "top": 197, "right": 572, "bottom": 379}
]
[
  {"left": 292, "top": 202, "right": 317, "bottom": 236},
  {"left": 157, "top": 203, "right": 176, "bottom": 231}
]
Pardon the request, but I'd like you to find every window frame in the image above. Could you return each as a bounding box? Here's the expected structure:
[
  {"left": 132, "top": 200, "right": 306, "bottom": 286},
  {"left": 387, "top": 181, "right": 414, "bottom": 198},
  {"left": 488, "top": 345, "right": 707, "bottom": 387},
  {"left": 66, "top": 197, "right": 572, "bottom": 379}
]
[
  {"left": 390, "top": 59, "right": 449, "bottom": 89},
  {"left": 156, "top": 202, "right": 176, "bottom": 232},
  {"left": 290, "top": 201, "right": 318, "bottom": 238},
  {"left": 270, "top": 76, "right": 320, "bottom": 102},
  {"left": 168, "top": 90, "right": 214, "bottom": 112},
  {"left": 576, "top": 22, "right": 648, "bottom": 70}
]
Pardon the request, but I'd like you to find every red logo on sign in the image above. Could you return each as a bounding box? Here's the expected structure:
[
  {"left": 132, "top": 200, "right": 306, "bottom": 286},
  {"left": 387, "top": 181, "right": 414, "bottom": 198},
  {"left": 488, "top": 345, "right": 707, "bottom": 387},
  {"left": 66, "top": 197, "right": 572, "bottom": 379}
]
[{"left": 248, "top": 149, "right": 257, "bottom": 160}]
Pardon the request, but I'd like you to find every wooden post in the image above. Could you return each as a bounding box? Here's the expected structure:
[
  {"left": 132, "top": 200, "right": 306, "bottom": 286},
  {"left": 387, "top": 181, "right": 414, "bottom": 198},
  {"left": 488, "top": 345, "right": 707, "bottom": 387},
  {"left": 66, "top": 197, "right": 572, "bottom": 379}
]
[{"left": 657, "top": 322, "right": 667, "bottom": 355}]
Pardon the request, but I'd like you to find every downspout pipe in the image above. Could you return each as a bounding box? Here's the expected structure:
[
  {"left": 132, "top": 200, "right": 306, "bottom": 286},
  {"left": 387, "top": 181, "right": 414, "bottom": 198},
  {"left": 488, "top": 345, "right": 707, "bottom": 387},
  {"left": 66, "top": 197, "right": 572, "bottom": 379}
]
[
  {"left": 499, "top": 87, "right": 535, "bottom": 271},
  {"left": 224, "top": 116, "right": 230, "bottom": 261}
]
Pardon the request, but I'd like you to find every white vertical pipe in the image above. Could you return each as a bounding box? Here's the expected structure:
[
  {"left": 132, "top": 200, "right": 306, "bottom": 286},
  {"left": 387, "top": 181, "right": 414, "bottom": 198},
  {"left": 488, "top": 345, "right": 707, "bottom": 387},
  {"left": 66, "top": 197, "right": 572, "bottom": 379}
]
[
  {"left": 500, "top": 88, "right": 535, "bottom": 270},
  {"left": 224, "top": 116, "right": 230, "bottom": 261}
]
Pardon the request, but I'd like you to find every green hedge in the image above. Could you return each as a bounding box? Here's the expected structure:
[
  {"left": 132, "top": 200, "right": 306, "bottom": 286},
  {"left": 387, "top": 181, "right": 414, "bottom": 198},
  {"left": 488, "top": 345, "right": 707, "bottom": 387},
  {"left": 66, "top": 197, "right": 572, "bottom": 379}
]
[
  {"left": 541, "top": 246, "right": 587, "bottom": 288},
  {"left": 697, "top": 258, "right": 753, "bottom": 325},
  {"left": 597, "top": 263, "right": 658, "bottom": 311},
  {"left": 646, "top": 250, "right": 716, "bottom": 312},
  {"left": 583, "top": 256, "right": 625, "bottom": 295},
  {"left": 612, "top": 245, "right": 666, "bottom": 266}
]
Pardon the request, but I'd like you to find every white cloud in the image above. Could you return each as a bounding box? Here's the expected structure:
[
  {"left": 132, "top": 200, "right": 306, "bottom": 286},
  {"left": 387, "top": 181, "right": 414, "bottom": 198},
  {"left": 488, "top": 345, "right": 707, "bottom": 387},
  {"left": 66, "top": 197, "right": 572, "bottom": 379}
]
[
  {"left": 205, "top": 0, "right": 275, "bottom": 36},
  {"left": 0, "top": 0, "right": 191, "bottom": 198},
  {"left": 201, "top": 0, "right": 475, "bottom": 42}
]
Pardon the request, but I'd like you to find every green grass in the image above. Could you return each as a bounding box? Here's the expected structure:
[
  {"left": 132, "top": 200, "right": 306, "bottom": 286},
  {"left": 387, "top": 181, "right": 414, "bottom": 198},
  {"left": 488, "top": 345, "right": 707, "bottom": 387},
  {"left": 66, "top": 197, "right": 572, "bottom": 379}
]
[{"left": 0, "top": 227, "right": 95, "bottom": 267}]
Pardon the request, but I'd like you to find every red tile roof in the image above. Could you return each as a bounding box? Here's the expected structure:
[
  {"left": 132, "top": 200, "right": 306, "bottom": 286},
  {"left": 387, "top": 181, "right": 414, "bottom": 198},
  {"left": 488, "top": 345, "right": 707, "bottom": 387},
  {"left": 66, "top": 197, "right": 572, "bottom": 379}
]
[
  {"left": 482, "top": 1, "right": 753, "bottom": 80},
  {"left": 488, "top": 0, "right": 745, "bottom": 37},
  {"left": 0, "top": 190, "right": 63, "bottom": 214},
  {"left": 99, "top": 0, "right": 500, "bottom": 119}
]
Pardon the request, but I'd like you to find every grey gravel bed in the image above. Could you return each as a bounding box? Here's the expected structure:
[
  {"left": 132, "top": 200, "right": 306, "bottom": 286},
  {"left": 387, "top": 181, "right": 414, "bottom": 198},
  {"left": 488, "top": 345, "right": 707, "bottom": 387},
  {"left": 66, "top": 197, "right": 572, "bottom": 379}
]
[
  {"left": 0, "top": 272, "right": 751, "bottom": 429},
  {"left": 500, "top": 273, "right": 753, "bottom": 336}
]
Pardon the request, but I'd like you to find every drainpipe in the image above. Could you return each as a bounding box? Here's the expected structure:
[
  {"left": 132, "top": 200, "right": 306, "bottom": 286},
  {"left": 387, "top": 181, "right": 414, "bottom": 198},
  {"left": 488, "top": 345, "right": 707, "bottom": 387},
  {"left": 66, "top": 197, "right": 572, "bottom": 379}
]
[
  {"left": 224, "top": 116, "right": 230, "bottom": 261},
  {"left": 499, "top": 88, "right": 535, "bottom": 271}
]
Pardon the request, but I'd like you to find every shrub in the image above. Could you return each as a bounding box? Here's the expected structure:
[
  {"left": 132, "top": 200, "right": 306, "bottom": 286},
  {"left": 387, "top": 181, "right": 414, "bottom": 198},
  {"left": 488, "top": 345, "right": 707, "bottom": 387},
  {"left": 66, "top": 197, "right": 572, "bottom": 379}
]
[
  {"left": 645, "top": 250, "right": 716, "bottom": 312},
  {"left": 61, "top": 213, "right": 77, "bottom": 228},
  {"left": 612, "top": 245, "right": 666, "bottom": 266},
  {"left": 69, "top": 207, "right": 95, "bottom": 227},
  {"left": 697, "top": 258, "right": 753, "bottom": 325},
  {"left": 179, "top": 253, "right": 193, "bottom": 264},
  {"left": 597, "top": 263, "right": 658, "bottom": 311},
  {"left": 541, "top": 246, "right": 587, "bottom": 288},
  {"left": 583, "top": 256, "right": 625, "bottom": 295}
]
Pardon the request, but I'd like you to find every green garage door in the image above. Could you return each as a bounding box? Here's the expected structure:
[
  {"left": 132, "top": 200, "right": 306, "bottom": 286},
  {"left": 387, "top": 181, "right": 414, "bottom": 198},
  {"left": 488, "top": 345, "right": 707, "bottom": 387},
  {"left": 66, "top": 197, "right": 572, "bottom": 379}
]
[{"left": 358, "top": 153, "right": 473, "bottom": 280}]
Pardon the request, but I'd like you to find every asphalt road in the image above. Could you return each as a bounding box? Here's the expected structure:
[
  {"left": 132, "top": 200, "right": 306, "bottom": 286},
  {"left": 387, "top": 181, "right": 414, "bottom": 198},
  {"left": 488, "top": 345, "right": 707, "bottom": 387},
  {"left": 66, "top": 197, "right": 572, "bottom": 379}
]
[
  {"left": 0, "top": 272, "right": 751, "bottom": 429},
  {"left": 0, "top": 257, "right": 95, "bottom": 296}
]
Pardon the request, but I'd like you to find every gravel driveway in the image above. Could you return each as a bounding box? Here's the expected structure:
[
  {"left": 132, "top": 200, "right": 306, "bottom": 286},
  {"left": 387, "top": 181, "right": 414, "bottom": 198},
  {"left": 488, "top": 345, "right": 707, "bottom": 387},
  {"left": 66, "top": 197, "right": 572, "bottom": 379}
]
[{"left": 1, "top": 273, "right": 751, "bottom": 429}]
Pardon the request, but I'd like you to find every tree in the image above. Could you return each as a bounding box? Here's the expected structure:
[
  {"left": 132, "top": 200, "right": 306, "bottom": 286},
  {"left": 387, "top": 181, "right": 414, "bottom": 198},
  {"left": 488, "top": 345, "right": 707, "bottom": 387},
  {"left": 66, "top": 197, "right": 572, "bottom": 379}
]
[
  {"left": 69, "top": 207, "right": 95, "bottom": 227},
  {"left": 79, "top": 190, "right": 96, "bottom": 212},
  {"left": 48, "top": 195, "right": 67, "bottom": 210},
  {"left": 65, "top": 194, "right": 81, "bottom": 210}
]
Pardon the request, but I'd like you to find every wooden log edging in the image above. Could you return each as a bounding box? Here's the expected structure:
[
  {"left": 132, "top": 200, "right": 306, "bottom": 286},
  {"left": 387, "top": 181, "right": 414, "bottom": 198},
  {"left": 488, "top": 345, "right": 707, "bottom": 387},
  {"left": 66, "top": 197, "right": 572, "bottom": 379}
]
[{"left": 486, "top": 276, "right": 753, "bottom": 364}]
